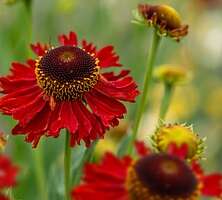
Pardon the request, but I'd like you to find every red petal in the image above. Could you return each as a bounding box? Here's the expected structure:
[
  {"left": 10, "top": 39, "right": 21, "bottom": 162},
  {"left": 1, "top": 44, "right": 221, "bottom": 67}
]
[
  {"left": 12, "top": 105, "right": 51, "bottom": 148},
  {"left": 0, "top": 85, "right": 40, "bottom": 114},
  {"left": 11, "top": 91, "right": 46, "bottom": 126},
  {"left": 102, "top": 70, "right": 130, "bottom": 81},
  {"left": 201, "top": 174, "right": 222, "bottom": 197},
  {"left": 0, "top": 155, "right": 19, "bottom": 189},
  {"left": 72, "top": 153, "right": 131, "bottom": 200},
  {"left": 30, "top": 42, "right": 49, "bottom": 56},
  {"left": 10, "top": 61, "right": 35, "bottom": 79},
  {"left": 96, "top": 46, "right": 122, "bottom": 68},
  {"left": 167, "top": 143, "right": 188, "bottom": 159},
  {"left": 0, "top": 61, "right": 36, "bottom": 93},
  {"left": 74, "top": 102, "right": 106, "bottom": 145},
  {"left": 58, "top": 31, "right": 78, "bottom": 46},
  {"left": 0, "top": 194, "right": 9, "bottom": 200},
  {"left": 191, "top": 161, "right": 204, "bottom": 176},
  {"left": 135, "top": 140, "right": 150, "bottom": 156},
  {"left": 85, "top": 90, "right": 126, "bottom": 127},
  {"left": 96, "top": 75, "right": 139, "bottom": 102},
  {"left": 48, "top": 102, "right": 78, "bottom": 137},
  {"left": 71, "top": 101, "right": 92, "bottom": 145},
  {"left": 81, "top": 40, "right": 96, "bottom": 54}
]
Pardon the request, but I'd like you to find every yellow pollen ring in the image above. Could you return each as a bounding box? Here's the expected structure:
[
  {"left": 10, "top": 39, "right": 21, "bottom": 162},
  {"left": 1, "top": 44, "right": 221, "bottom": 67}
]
[{"left": 35, "top": 51, "right": 100, "bottom": 101}]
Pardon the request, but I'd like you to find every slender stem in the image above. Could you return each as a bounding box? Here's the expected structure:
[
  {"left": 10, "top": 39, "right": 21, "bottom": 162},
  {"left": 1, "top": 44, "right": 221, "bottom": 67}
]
[
  {"left": 72, "top": 140, "right": 98, "bottom": 187},
  {"left": 128, "top": 30, "right": 161, "bottom": 154},
  {"left": 25, "top": 2, "right": 47, "bottom": 199},
  {"left": 159, "top": 83, "right": 174, "bottom": 121},
  {"left": 23, "top": 0, "right": 33, "bottom": 57},
  {"left": 33, "top": 143, "right": 48, "bottom": 200},
  {"left": 64, "top": 130, "right": 72, "bottom": 200}
]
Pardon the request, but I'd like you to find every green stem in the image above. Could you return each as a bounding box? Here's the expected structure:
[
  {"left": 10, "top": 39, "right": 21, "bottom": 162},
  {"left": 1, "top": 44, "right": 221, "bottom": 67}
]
[
  {"left": 128, "top": 30, "right": 161, "bottom": 154},
  {"left": 23, "top": 0, "right": 33, "bottom": 57},
  {"left": 72, "top": 140, "right": 98, "bottom": 187},
  {"left": 64, "top": 130, "right": 72, "bottom": 200},
  {"left": 159, "top": 83, "right": 174, "bottom": 121},
  {"left": 25, "top": 2, "right": 47, "bottom": 199},
  {"left": 33, "top": 144, "right": 48, "bottom": 200}
]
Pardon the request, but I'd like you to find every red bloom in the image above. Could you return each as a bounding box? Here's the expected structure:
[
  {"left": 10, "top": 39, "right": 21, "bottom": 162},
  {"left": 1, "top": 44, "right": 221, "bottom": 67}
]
[
  {"left": 0, "top": 155, "right": 19, "bottom": 200},
  {"left": 73, "top": 150, "right": 222, "bottom": 199},
  {"left": 0, "top": 31, "right": 139, "bottom": 147}
]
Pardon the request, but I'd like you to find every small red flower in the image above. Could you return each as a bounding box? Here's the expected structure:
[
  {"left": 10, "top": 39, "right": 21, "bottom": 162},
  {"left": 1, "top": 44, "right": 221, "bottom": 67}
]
[
  {"left": 72, "top": 149, "right": 222, "bottom": 199},
  {"left": 0, "top": 155, "right": 19, "bottom": 200},
  {"left": 0, "top": 31, "right": 139, "bottom": 147}
]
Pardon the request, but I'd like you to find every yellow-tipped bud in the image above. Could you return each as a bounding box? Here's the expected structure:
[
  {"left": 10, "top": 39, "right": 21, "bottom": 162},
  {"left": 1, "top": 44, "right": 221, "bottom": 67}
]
[{"left": 151, "top": 124, "right": 205, "bottom": 160}]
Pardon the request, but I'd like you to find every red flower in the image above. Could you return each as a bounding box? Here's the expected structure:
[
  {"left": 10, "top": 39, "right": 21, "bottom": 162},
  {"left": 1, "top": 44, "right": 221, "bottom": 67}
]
[
  {"left": 0, "top": 31, "right": 139, "bottom": 147},
  {"left": 0, "top": 155, "right": 19, "bottom": 200},
  {"left": 72, "top": 150, "right": 222, "bottom": 199}
]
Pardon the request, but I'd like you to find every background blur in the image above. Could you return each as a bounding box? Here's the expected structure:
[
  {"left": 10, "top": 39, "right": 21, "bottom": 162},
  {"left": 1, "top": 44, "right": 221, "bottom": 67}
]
[{"left": 0, "top": 0, "right": 222, "bottom": 199}]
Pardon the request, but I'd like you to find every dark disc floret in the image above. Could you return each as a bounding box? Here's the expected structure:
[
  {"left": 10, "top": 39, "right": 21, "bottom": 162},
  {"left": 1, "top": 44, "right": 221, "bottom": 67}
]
[
  {"left": 35, "top": 46, "right": 100, "bottom": 101},
  {"left": 127, "top": 154, "right": 199, "bottom": 200}
]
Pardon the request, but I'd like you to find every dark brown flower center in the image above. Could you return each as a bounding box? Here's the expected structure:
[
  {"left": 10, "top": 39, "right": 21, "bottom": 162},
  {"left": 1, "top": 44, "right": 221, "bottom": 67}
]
[
  {"left": 35, "top": 46, "right": 100, "bottom": 101},
  {"left": 126, "top": 154, "right": 199, "bottom": 200}
]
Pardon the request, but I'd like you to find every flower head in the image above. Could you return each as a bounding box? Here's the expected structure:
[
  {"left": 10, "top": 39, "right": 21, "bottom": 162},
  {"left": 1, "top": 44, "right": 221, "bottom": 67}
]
[
  {"left": 127, "top": 154, "right": 198, "bottom": 200},
  {"left": 72, "top": 151, "right": 222, "bottom": 200},
  {"left": 0, "top": 155, "right": 19, "bottom": 200},
  {"left": 151, "top": 124, "right": 205, "bottom": 160},
  {"left": 0, "top": 31, "right": 139, "bottom": 147},
  {"left": 154, "top": 65, "right": 190, "bottom": 85},
  {"left": 133, "top": 4, "right": 188, "bottom": 41}
]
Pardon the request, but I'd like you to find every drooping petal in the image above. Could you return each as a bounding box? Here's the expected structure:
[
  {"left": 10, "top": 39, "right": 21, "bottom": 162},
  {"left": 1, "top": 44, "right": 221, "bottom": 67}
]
[
  {"left": 0, "top": 85, "right": 40, "bottom": 114},
  {"left": 96, "top": 75, "right": 139, "bottom": 102},
  {"left": 58, "top": 31, "right": 78, "bottom": 46},
  {"left": 12, "top": 105, "right": 52, "bottom": 148},
  {"left": 48, "top": 102, "right": 78, "bottom": 137},
  {"left": 85, "top": 89, "right": 126, "bottom": 127},
  {"left": 71, "top": 101, "right": 92, "bottom": 145},
  {"left": 71, "top": 101, "right": 106, "bottom": 146},
  {"left": 96, "top": 46, "right": 122, "bottom": 68},
  {"left": 30, "top": 42, "right": 49, "bottom": 56},
  {"left": 11, "top": 91, "right": 46, "bottom": 126}
]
